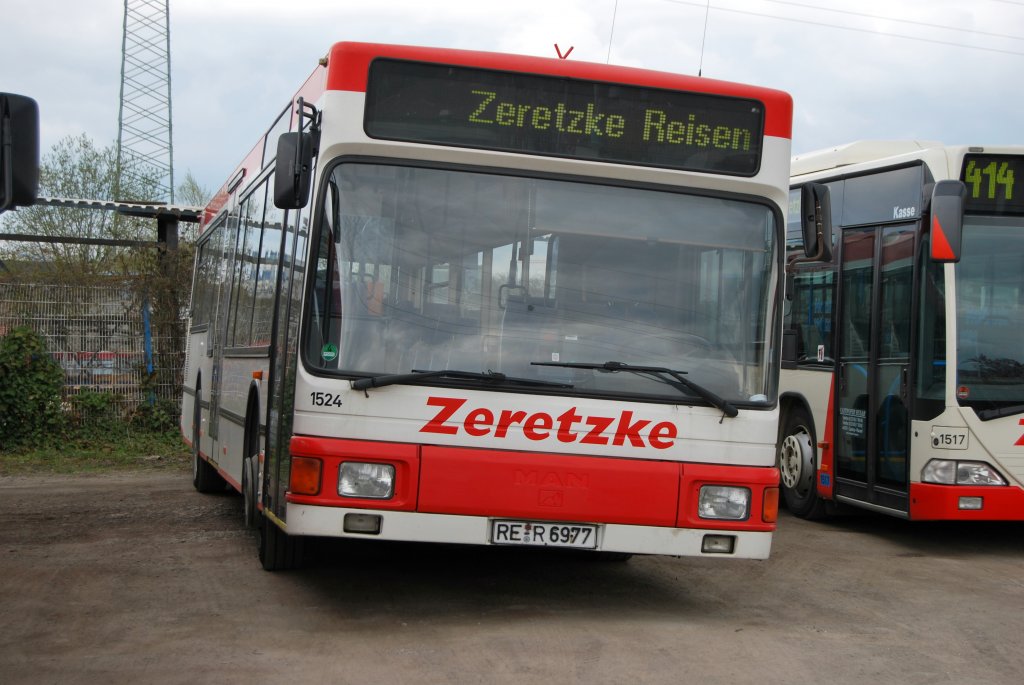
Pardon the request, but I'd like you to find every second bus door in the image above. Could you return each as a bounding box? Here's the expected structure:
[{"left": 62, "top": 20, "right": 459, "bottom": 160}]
[{"left": 834, "top": 224, "right": 916, "bottom": 514}]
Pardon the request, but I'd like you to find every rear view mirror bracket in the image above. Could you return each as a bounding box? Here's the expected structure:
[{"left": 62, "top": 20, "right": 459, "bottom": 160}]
[{"left": 273, "top": 97, "right": 321, "bottom": 210}]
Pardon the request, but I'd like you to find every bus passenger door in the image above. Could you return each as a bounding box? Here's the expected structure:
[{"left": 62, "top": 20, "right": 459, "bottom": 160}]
[{"left": 834, "top": 225, "right": 915, "bottom": 513}]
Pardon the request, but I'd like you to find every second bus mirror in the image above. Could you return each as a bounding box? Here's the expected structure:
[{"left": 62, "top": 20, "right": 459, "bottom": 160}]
[
  {"left": 929, "top": 180, "right": 965, "bottom": 263},
  {"left": 274, "top": 131, "right": 313, "bottom": 210},
  {"left": 0, "top": 93, "right": 40, "bottom": 212},
  {"left": 800, "top": 182, "right": 833, "bottom": 263}
]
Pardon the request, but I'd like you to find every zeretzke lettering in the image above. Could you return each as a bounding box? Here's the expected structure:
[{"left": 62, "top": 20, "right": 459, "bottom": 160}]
[{"left": 420, "top": 396, "right": 677, "bottom": 449}]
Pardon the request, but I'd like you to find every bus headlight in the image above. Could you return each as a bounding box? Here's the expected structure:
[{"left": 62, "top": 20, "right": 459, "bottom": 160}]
[
  {"left": 339, "top": 462, "right": 395, "bottom": 499},
  {"left": 921, "top": 459, "right": 1007, "bottom": 486},
  {"left": 698, "top": 486, "right": 751, "bottom": 520}
]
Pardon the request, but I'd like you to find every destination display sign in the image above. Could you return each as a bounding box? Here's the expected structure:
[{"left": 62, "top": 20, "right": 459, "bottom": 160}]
[
  {"left": 363, "top": 59, "right": 765, "bottom": 176},
  {"left": 960, "top": 154, "right": 1023, "bottom": 214}
]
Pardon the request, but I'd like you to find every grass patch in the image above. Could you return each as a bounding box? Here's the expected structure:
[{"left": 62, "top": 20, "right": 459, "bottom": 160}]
[{"left": 0, "top": 428, "right": 190, "bottom": 476}]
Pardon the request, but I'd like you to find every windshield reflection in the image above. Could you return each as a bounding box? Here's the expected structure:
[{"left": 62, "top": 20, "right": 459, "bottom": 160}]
[
  {"left": 305, "top": 163, "right": 779, "bottom": 405},
  {"left": 956, "top": 216, "right": 1024, "bottom": 408}
]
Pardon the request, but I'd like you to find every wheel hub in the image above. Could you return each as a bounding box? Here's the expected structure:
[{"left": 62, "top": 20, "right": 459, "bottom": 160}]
[{"left": 780, "top": 430, "right": 814, "bottom": 492}]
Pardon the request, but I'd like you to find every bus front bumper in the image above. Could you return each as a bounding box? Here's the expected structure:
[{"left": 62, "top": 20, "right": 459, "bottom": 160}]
[{"left": 283, "top": 503, "right": 774, "bottom": 559}]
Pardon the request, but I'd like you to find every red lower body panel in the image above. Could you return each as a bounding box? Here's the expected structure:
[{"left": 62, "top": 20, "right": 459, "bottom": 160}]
[
  {"left": 909, "top": 482, "right": 1024, "bottom": 520},
  {"left": 417, "top": 446, "right": 680, "bottom": 526},
  {"left": 287, "top": 437, "right": 777, "bottom": 532}
]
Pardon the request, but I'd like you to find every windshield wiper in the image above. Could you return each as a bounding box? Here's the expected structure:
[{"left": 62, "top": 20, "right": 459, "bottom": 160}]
[
  {"left": 532, "top": 360, "right": 739, "bottom": 418},
  {"left": 976, "top": 403, "right": 1024, "bottom": 421},
  {"left": 352, "top": 368, "right": 573, "bottom": 391}
]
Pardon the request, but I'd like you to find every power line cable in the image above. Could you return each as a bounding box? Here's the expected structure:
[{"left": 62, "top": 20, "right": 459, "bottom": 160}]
[
  {"left": 760, "top": 0, "right": 1024, "bottom": 42},
  {"left": 657, "top": 0, "right": 1024, "bottom": 57}
]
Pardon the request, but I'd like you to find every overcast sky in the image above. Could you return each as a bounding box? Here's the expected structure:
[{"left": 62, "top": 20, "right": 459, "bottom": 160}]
[{"left": 2, "top": 0, "right": 1022, "bottom": 202}]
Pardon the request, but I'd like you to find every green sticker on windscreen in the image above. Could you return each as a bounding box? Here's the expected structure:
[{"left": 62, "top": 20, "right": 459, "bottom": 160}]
[{"left": 321, "top": 343, "right": 338, "bottom": 362}]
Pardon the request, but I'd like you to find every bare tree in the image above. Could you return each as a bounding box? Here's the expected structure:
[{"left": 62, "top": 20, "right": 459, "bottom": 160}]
[{"left": 0, "top": 134, "right": 162, "bottom": 281}]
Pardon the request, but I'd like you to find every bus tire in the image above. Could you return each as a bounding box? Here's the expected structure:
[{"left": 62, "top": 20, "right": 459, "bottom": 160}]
[
  {"left": 259, "top": 515, "right": 304, "bottom": 571},
  {"left": 777, "top": 406, "right": 826, "bottom": 520},
  {"left": 242, "top": 453, "right": 259, "bottom": 529}
]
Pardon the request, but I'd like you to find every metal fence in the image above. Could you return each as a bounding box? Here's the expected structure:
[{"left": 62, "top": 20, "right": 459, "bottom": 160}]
[{"left": 0, "top": 282, "right": 182, "bottom": 414}]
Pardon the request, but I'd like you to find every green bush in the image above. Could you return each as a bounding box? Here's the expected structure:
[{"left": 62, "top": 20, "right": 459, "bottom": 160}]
[
  {"left": 0, "top": 326, "right": 65, "bottom": 449},
  {"left": 130, "top": 397, "right": 180, "bottom": 433},
  {"left": 67, "top": 389, "right": 123, "bottom": 439}
]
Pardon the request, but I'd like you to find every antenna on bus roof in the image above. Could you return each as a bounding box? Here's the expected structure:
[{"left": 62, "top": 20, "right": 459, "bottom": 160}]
[
  {"left": 554, "top": 44, "right": 574, "bottom": 59},
  {"left": 698, "top": 0, "right": 711, "bottom": 76},
  {"left": 606, "top": 0, "right": 618, "bottom": 63}
]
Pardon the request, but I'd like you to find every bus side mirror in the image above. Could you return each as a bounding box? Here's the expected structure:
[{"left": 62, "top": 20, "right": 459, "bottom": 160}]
[
  {"left": 0, "top": 93, "right": 40, "bottom": 212},
  {"left": 800, "top": 182, "right": 833, "bottom": 263},
  {"left": 929, "top": 180, "right": 965, "bottom": 263},
  {"left": 273, "top": 131, "right": 313, "bottom": 210}
]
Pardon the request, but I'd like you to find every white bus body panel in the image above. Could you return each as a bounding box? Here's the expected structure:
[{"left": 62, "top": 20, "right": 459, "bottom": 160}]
[
  {"left": 285, "top": 503, "right": 773, "bottom": 559},
  {"left": 293, "top": 364, "right": 780, "bottom": 467}
]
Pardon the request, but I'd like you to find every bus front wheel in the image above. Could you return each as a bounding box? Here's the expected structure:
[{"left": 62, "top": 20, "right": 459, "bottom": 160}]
[
  {"left": 777, "top": 407, "right": 826, "bottom": 519},
  {"left": 259, "top": 516, "right": 304, "bottom": 571}
]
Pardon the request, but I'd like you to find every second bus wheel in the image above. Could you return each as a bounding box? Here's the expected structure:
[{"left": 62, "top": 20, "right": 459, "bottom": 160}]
[{"left": 777, "top": 406, "right": 826, "bottom": 519}]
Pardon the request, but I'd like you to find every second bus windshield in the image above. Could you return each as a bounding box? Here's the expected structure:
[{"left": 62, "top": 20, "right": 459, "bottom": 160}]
[
  {"left": 306, "top": 163, "right": 779, "bottom": 405},
  {"left": 955, "top": 215, "right": 1024, "bottom": 408}
]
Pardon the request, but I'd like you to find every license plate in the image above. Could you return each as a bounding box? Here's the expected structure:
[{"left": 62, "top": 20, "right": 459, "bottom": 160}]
[{"left": 490, "top": 520, "right": 598, "bottom": 549}]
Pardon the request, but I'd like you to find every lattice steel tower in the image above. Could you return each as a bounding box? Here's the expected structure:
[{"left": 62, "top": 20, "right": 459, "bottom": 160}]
[{"left": 116, "top": 0, "right": 174, "bottom": 202}]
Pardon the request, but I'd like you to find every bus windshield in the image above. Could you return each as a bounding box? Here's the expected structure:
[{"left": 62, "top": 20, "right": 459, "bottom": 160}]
[
  {"left": 956, "top": 215, "right": 1024, "bottom": 410},
  {"left": 305, "top": 163, "right": 779, "bottom": 406}
]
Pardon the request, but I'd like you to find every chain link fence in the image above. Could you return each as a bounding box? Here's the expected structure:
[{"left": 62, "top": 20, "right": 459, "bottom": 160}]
[{"left": 0, "top": 282, "right": 183, "bottom": 417}]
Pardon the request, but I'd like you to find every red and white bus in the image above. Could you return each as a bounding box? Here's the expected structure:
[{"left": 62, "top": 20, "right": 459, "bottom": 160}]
[
  {"left": 181, "top": 42, "right": 798, "bottom": 569},
  {"left": 780, "top": 141, "right": 1024, "bottom": 520}
]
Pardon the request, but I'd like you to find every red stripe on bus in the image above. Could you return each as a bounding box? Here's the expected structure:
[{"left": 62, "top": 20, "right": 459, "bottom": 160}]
[
  {"left": 322, "top": 42, "right": 793, "bottom": 140},
  {"left": 818, "top": 375, "right": 837, "bottom": 499},
  {"left": 417, "top": 445, "right": 680, "bottom": 526},
  {"left": 909, "top": 483, "right": 1024, "bottom": 521}
]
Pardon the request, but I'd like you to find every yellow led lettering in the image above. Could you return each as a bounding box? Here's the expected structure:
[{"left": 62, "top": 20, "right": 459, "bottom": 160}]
[
  {"left": 693, "top": 124, "right": 711, "bottom": 146},
  {"left": 731, "top": 127, "right": 752, "bottom": 151},
  {"left": 606, "top": 115, "right": 625, "bottom": 138},
  {"left": 640, "top": 109, "right": 750, "bottom": 151},
  {"left": 467, "top": 89, "right": 754, "bottom": 154},
  {"left": 469, "top": 90, "right": 497, "bottom": 123},
  {"left": 473, "top": 92, "right": 626, "bottom": 138},
  {"left": 531, "top": 107, "right": 551, "bottom": 129},
  {"left": 495, "top": 102, "right": 516, "bottom": 126},
  {"left": 713, "top": 125, "right": 733, "bottom": 148},
  {"left": 515, "top": 104, "right": 532, "bottom": 127},
  {"left": 565, "top": 108, "right": 585, "bottom": 134},
  {"left": 583, "top": 104, "right": 605, "bottom": 135},
  {"left": 667, "top": 120, "right": 686, "bottom": 144},
  {"left": 554, "top": 103, "right": 567, "bottom": 130},
  {"left": 643, "top": 109, "right": 667, "bottom": 142}
]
